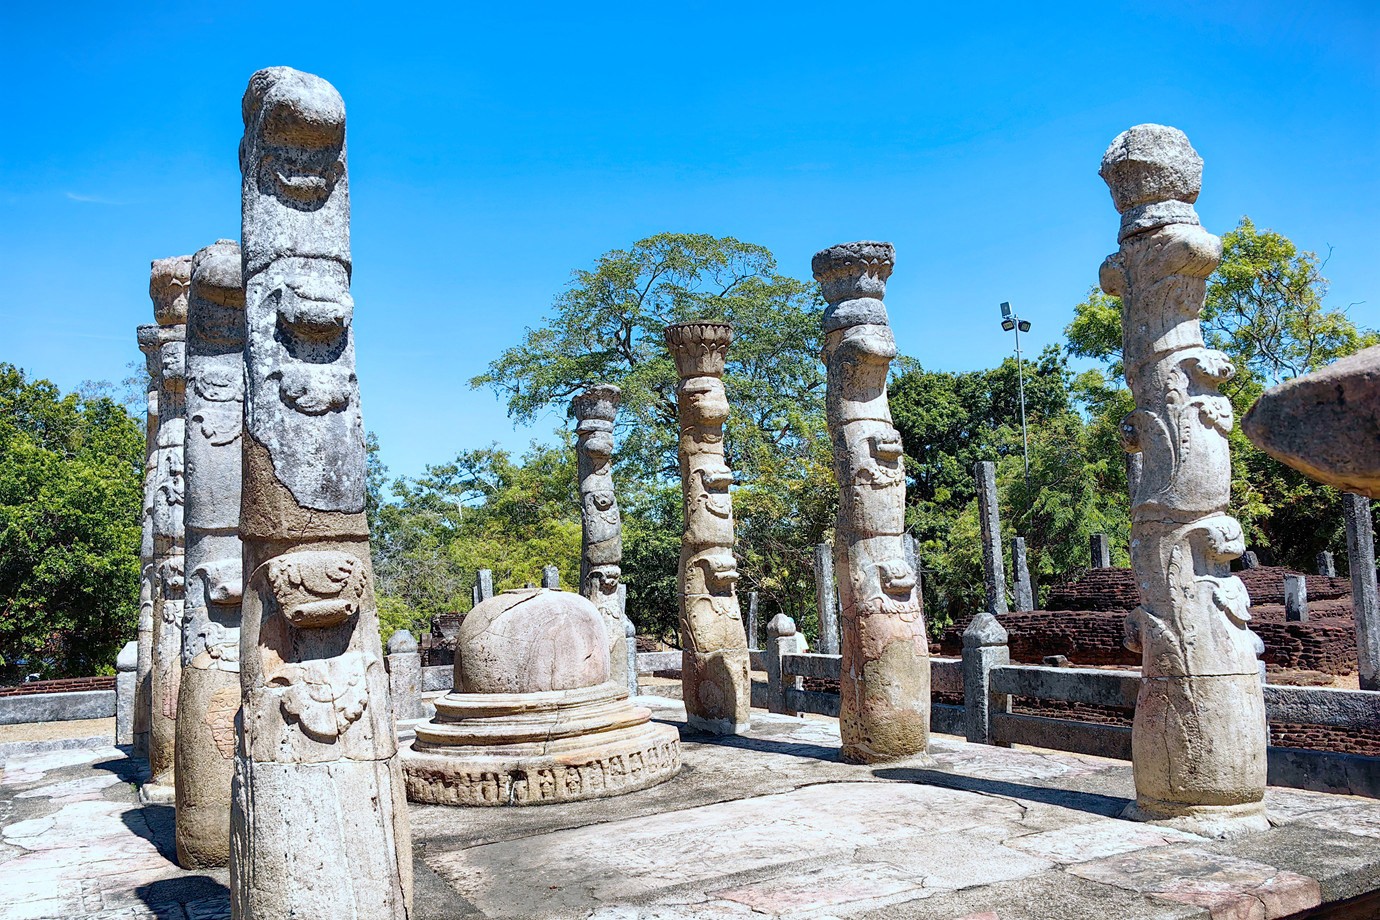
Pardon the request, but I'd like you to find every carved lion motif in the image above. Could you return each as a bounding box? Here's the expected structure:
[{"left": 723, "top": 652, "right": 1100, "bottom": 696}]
[{"left": 266, "top": 550, "right": 369, "bottom": 628}]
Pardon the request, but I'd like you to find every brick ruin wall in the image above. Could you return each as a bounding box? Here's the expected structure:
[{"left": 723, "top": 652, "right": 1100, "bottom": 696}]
[{"left": 0, "top": 675, "right": 116, "bottom": 696}]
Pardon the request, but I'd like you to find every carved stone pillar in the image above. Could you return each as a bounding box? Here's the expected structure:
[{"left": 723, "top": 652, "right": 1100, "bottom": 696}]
[
  {"left": 134, "top": 341, "right": 159, "bottom": 761},
  {"left": 1100, "top": 124, "right": 1267, "bottom": 837},
  {"left": 175, "top": 240, "right": 245, "bottom": 868},
  {"left": 572, "top": 384, "right": 629, "bottom": 687},
  {"left": 814, "top": 242, "right": 929, "bottom": 763},
  {"left": 232, "top": 67, "right": 412, "bottom": 918},
  {"left": 144, "top": 256, "right": 191, "bottom": 791},
  {"left": 665, "top": 322, "right": 751, "bottom": 735}
]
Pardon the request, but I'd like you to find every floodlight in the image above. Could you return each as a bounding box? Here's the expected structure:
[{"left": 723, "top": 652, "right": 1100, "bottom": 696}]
[
  {"left": 1018, "top": 320, "right": 1031, "bottom": 333},
  {"left": 1001, "top": 319, "right": 1015, "bottom": 331}
]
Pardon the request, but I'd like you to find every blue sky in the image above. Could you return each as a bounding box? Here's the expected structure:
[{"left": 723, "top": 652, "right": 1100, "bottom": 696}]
[{"left": 2, "top": 1, "right": 1375, "bottom": 482}]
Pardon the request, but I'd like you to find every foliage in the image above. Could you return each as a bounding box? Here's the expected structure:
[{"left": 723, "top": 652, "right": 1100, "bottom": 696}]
[{"left": 0, "top": 365, "right": 143, "bottom": 680}]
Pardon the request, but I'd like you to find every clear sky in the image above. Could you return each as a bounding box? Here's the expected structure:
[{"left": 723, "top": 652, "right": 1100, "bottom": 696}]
[{"left": 2, "top": 1, "right": 1375, "bottom": 482}]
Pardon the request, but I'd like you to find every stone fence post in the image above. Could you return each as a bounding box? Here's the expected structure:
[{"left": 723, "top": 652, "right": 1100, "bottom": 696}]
[
  {"left": 765, "top": 614, "right": 803, "bottom": 716},
  {"left": 1284, "top": 574, "right": 1308, "bottom": 622},
  {"left": 477, "top": 568, "right": 494, "bottom": 602},
  {"left": 385, "top": 629, "right": 422, "bottom": 722},
  {"left": 1343, "top": 493, "right": 1380, "bottom": 690},
  {"left": 541, "top": 565, "right": 560, "bottom": 589},
  {"left": 1012, "top": 536, "right": 1034, "bottom": 612},
  {"left": 746, "top": 591, "right": 759, "bottom": 650},
  {"left": 1316, "top": 551, "right": 1336, "bottom": 577},
  {"left": 1090, "top": 534, "right": 1111, "bottom": 569},
  {"left": 116, "top": 640, "right": 137, "bottom": 747},
  {"left": 813, "top": 542, "right": 840, "bottom": 655},
  {"left": 962, "top": 612, "right": 1011, "bottom": 746},
  {"left": 976, "top": 462, "right": 1008, "bottom": 616},
  {"left": 624, "top": 616, "right": 638, "bottom": 697}
]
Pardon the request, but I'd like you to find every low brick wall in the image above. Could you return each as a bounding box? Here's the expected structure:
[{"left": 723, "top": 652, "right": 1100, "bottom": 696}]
[{"left": 0, "top": 676, "right": 116, "bottom": 697}]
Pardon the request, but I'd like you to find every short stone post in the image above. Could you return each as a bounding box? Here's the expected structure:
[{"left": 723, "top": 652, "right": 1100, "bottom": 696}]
[
  {"left": 477, "top": 568, "right": 494, "bottom": 602},
  {"left": 1241, "top": 550, "right": 1260, "bottom": 569},
  {"left": 1090, "top": 533, "right": 1111, "bottom": 569},
  {"left": 765, "top": 614, "right": 801, "bottom": 716},
  {"left": 746, "top": 591, "right": 759, "bottom": 650},
  {"left": 386, "top": 630, "right": 422, "bottom": 722},
  {"left": 813, "top": 542, "right": 840, "bottom": 654},
  {"left": 1316, "top": 551, "right": 1336, "bottom": 577},
  {"left": 976, "top": 461, "right": 1008, "bottom": 616},
  {"left": 1012, "top": 536, "right": 1034, "bottom": 612},
  {"left": 541, "top": 565, "right": 560, "bottom": 589},
  {"left": 962, "top": 612, "right": 1011, "bottom": 746},
  {"left": 116, "top": 641, "right": 138, "bottom": 746},
  {"left": 625, "top": 616, "right": 638, "bottom": 697},
  {"left": 1284, "top": 575, "right": 1308, "bottom": 622},
  {"left": 1343, "top": 493, "right": 1380, "bottom": 690}
]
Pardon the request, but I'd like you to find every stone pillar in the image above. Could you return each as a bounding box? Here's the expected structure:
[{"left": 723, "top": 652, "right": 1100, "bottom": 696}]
[
  {"left": 813, "top": 542, "right": 840, "bottom": 655},
  {"left": 764, "top": 614, "right": 802, "bottom": 716},
  {"left": 962, "top": 612, "right": 1011, "bottom": 745},
  {"left": 116, "top": 641, "right": 138, "bottom": 747},
  {"left": 1101, "top": 124, "right": 1267, "bottom": 837},
  {"left": 143, "top": 256, "right": 191, "bottom": 793},
  {"left": 386, "top": 630, "right": 422, "bottom": 722},
  {"left": 746, "top": 591, "right": 759, "bottom": 650},
  {"left": 816, "top": 242, "right": 929, "bottom": 763},
  {"left": 1090, "top": 534, "right": 1112, "bottom": 569},
  {"left": 134, "top": 350, "right": 159, "bottom": 760},
  {"left": 975, "top": 461, "right": 1008, "bottom": 615},
  {"left": 232, "top": 67, "right": 411, "bottom": 919},
  {"left": 175, "top": 240, "right": 246, "bottom": 868},
  {"left": 1343, "top": 493, "right": 1380, "bottom": 690},
  {"left": 665, "top": 321, "right": 751, "bottom": 735},
  {"left": 573, "top": 385, "right": 629, "bottom": 694},
  {"left": 541, "top": 565, "right": 560, "bottom": 589},
  {"left": 1241, "top": 550, "right": 1260, "bottom": 569},
  {"left": 1316, "top": 551, "right": 1336, "bottom": 577},
  {"left": 1284, "top": 575, "right": 1308, "bottom": 622},
  {"left": 477, "top": 569, "right": 494, "bottom": 602},
  {"left": 1012, "top": 536, "right": 1034, "bottom": 612},
  {"left": 624, "top": 616, "right": 638, "bottom": 697}
]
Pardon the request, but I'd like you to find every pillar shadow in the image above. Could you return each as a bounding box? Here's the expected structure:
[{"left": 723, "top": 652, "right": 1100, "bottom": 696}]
[
  {"left": 134, "top": 876, "right": 230, "bottom": 920},
  {"left": 121, "top": 803, "right": 177, "bottom": 862},
  {"left": 873, "top": 766, "right": 1132, "bottom": 819},
  {"left": 675, "top": 728, "right": 841, "bottom": 763}
]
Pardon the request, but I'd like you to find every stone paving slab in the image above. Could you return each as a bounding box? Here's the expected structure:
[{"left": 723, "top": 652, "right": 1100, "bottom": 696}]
[{"left": 3, "top": 700, "right": 1380, "bottom": 919}]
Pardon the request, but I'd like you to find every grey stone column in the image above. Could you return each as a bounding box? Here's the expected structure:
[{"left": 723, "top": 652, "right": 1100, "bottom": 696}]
[
  {"left": 1012, "top": 536, "right": 1034, "bottom": 612},
  {"left": 625, "top": 616, "right": 638, "bottom": 697},
  {"left": 764, "top": 614, "right": 802, "bottom": 716},
  {"left": 541, "top": 565, "right": 560, "bottom": 589},
  {"left": 385, "top": 630, "right": 422, "bottom": 722},
  {"left": 232, "top": 66, "right": 411, "bottom": 918},
  {"left": 477, "top": 569, "right": 494, "bottom": 602},
  {"left": 134, "top": 367, "right": 158, "bottom": 760},
  {"left": 1241, "top": 551, "right": 1260, "bottom": 569},
  {"left": 1284, "top": 575, "right": 1308, "bottom": 622},
  {"left": 573, "top": 385, "right": 628, "bottom": 696},
  {"left": 116, "top": 641, "right": 138, "bottom": 747},
  {"left": 976, "top": 461, "right": 1008, "bottom": 615},
  {"left": 813, "top": 542, "right": 840, "bottom": 655},
  {"left": 1090, "top": 534, "right": 1111, "bottom": 569},
  {"left": 1101, "top": 123, "right": 1266, "bottom": 837},
  {"left": 1343, "top": 493, "right": 1380, "bottom": 690},
  {"left": 746, "top": 591, "right": 759, "bottom": 650},
  {"left": 1316, "top": 551, "right": 1336, "bottom": 577},
  {"left": 962, "top": 612, "right": 1011, "bottom": 745}
]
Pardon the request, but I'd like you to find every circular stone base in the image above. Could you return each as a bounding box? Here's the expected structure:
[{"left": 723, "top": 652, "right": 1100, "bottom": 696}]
[
  {"left": 402, "top": 682, "right": 681, "bottom": 806},
  {"left": 1121, "top": 798, "right": 1270, "bottom": 839}
]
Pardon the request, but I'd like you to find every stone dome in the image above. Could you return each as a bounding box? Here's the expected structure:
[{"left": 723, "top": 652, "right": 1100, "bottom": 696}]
[{"left": 456, "top": 588, "right": 610, "bottom": 694}]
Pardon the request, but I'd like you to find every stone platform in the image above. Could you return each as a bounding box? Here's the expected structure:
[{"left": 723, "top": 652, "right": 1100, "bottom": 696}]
[{"left": 5, "top": 702, "right": 1380, "bottom": 918}]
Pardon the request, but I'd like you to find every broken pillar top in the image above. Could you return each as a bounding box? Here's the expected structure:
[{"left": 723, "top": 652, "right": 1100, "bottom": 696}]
[{"left": 149, "top": 255, "right": 192, "bottom": 326}]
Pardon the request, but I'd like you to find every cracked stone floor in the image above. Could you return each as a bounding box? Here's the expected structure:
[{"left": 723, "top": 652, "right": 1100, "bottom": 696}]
[{"left": 5, "top": 699, "right": 1380, "bottom": 919}]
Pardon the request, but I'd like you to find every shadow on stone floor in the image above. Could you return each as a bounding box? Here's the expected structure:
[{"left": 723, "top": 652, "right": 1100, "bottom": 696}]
[
  {"left": 121, "top": 802, "right": 178, "bottom": 862},
  {"left": 873, "top": 767, "right": 1133, "bottom": 818},
  {"left": 674, "top": 728, "right": 842, "bottom": 763},
  {"left": 92, "top": 750, "right": 148, "bottom": 784},
  {"left": 136, "top": 875, "right": 230, "bottom": 919}
]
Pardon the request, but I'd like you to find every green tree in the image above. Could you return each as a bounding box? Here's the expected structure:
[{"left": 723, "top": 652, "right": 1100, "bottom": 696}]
[{"left": 0, "top": 365, "right": 143, "bottom": 680}]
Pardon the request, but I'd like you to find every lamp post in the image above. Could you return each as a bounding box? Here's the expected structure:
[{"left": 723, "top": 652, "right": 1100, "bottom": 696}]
[{"left": 1000, "top": 302, "right": 1031, "bottom": 485}]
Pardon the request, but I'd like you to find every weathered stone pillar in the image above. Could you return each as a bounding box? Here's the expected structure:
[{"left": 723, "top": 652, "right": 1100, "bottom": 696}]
[
  {"left": 1316, "top": 551, "right": 1336, "bottom": 577},
  {"left": 746, "top": 591, "right": 759, "bottom": 650},
  {"left": 665, "top": 321, "right": 751, "bottom": 734},
  {"left": 624, "top": 615, "right": 639, "bottom": 697},
  {"left": 477, "top": 569, "right": 494, "bottom": 602},
  {"left": 1090, "top": 533, "right": 1112, "bottom": 569},
  {"left": 962, "top": 612, "right": 1011, "bottom": 746},
  {"left": 1241, "top": 550, "right": 1260, "bottom": 569},
  {"left": 815, "top": 241, "right": 929, "bottom": 763},
  {"left": 764, "top": 614, "right": 803, "bottom": 716},
  {"left": 541, "top": 565, "right": 560, "bottom": 589},
  {"left": 1284, "top": 574, "right": 1308, "bottom": 622},
  {"left": 1100, "top": 124, "right": 1267, "bottom": 837},
  {"left": 573, "top": 385, "right": 629, "bottom": 692},
  {"left": 1343, "top": 493, "right": 1380, "bottom": 690},
  {"left": 1012, "top": 536, "right": 1034, "bottom": 612},
  {"left": 116, "top": 641, "right": 138, "bottom": 746},
  {"left": 134, "top": 347, "right": 159, "bottom": 760},
  {"left": 813, "top": 541, "right": 840, "bottom": 654},
  {"left": 232, "top": 67, "right": 411, "bottom": 918},
  {"left": 174, "top": 240, "right": 246, "bottom": 868},
  {"left": 975, "top": 461, "right": 1008, "bottom": 615},
  {"left": 144, "top": 257, "right": 191, "bottom": 794},
  {"left": 386, "top": 630, "right": 422, "bottom": 722}
]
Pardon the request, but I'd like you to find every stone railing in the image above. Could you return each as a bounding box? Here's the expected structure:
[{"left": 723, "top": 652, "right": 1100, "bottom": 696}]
[{"left": 749, "top": 614, "right": 1380, "bottom": 800}]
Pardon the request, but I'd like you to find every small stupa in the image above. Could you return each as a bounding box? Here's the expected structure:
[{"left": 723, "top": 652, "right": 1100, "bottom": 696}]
[{"left": 402, "top": 588, "right": 681, "bottom": 805}]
